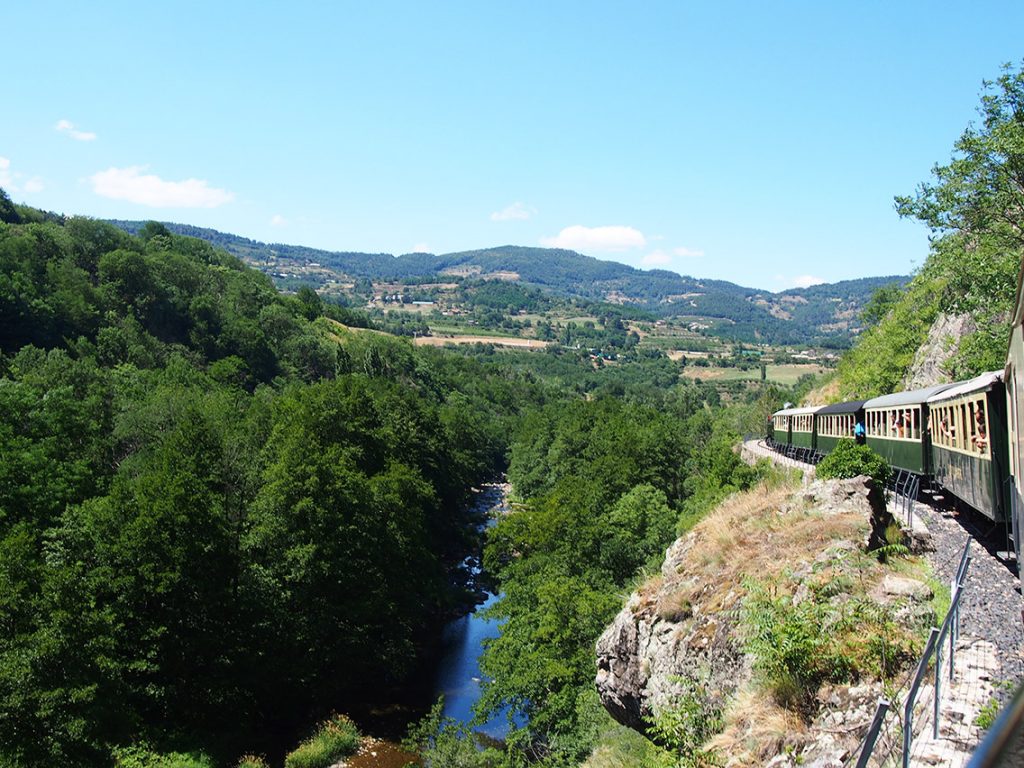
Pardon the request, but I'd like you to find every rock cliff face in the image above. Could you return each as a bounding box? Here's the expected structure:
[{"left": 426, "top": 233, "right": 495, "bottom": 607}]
[
  {"left": 595, "top": 477, "right": 930, "bottom": 767},
  {"left": 902, "top": 311, "right": 974, "bottom": 390}
]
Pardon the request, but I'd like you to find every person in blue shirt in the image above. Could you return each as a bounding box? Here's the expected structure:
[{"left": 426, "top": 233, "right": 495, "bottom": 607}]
[{"left": 854, "top": 420, "right": 866, "bottom": 444}]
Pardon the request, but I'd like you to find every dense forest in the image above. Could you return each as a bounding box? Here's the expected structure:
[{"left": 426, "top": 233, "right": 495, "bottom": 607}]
[
  {"left": 0, "top": 202, "right": 543, "bottom": 765},
  {"left": 1, "top": 192, "right": 799, "bottom": 767}
]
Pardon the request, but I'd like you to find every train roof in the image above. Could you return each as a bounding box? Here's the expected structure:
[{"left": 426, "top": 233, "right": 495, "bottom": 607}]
[
  {"left": 863, "top": 383, "right": 958, "bottom": 409},
  {"left": 773, "top": 405, "right": 823, "bottom": 417},
  {"left": 1012, "top": 258, "right": 1024, "bottom": 328},
  {"left": 926, "top": 371, "right": 1004, "bottom": 403},
  {"left": 816, "top": 399, "right": 867, "bottom": 415}
]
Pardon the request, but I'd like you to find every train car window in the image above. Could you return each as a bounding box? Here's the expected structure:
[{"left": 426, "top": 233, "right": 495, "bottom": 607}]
[
  {"left": 973, "top": 398, "right": 989, "bottom": 456},
  {"left": 889, "top": 408, "right": 907, "bottom": 439},
  {"left": 935, "top": 405, "right": 952, "bottom": 448}
]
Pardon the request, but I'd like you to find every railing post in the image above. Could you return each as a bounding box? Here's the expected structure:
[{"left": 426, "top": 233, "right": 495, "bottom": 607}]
[
  {"left": 855, "top": 697, "right": 892, "bottom": 768},
  {"left": 905, "top": 627, "right": 941, "bottom": 768},
  {"left": 950, "top": 557, "right": 970, "bottom": 680},
  {"left": 935, "top": 634, "right": 944, "bottom": 739}
]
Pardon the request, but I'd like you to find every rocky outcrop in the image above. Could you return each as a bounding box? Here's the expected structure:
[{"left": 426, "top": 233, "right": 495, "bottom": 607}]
[
  {"left": 595, "top": 477, "right": 936, "bottom": 766},
  {"left": 902, "top": 312, "right": 974, "bottom": 390},
  {"left": 594, "top": 532, "right": 746, "bottom": 732}
]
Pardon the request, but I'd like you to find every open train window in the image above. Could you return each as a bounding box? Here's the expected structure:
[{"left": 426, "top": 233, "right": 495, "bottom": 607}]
[{"left": 931, "top": 397, "right": 989, "bottom": 457}]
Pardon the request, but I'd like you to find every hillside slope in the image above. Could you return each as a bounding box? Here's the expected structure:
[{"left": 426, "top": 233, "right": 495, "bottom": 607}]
[{"left": 109, "top": 220, "right": 905, "bottom": 346}]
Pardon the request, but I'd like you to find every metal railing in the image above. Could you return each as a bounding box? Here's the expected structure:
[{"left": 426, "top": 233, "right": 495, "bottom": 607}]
[
  {"left": 854, "top": 698, "right": 892, "bottom": 768},
  {"left": 889, "top": 468, "right": 921, "bottom": 527},
  {"left": 852, "top": 537, "right": 973, "bottom": 767}
]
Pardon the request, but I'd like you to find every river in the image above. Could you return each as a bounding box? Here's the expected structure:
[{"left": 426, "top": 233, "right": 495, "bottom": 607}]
[
  {"left": 348, "top": 482, "right": 516, "bottom": 767},
  {"left": 431, "top": 482, "right": 519, "bottom": 740}
]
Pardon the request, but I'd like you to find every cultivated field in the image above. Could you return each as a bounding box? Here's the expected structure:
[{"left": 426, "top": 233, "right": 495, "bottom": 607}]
[
  {"left": 413, "top": 335, "right": 549, "bottom": 349},
  {"left": 680, "top": 363, "right": 828, "bottom": 385}
]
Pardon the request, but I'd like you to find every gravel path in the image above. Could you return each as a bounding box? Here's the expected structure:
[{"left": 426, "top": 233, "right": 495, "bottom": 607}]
[{"left": 910, "top": 492, "right": 1024, "bottom": 689}]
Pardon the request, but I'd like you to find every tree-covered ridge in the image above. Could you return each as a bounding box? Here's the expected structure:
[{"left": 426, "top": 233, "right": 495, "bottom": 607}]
[
  {"left": 835, "top": 63, "right": 1024, "bottom": 398},
  {"left": 108, "top": 220, "right": 904, "bottom": 346},
  {"left": 0, "top": 202, "right": 544, "bottom": 765}
]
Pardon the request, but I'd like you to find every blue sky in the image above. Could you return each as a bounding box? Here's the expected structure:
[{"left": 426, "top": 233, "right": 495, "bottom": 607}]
[{"left": 3, "top": 1, "right": 1022, "bottom": 290}]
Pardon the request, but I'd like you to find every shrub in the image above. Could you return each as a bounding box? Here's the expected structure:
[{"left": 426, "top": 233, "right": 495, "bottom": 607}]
[
  {"left": 644, "top": 677, "right": 723, "bottom": 768},
  {"left": 816, "top": 440, "right": 891, "bottom": 488},
  {"left": 742, "top": 579, "right": 919, "bottom": 711},
  {"left": 237, "top": 757, "right": 269, "bottom": 768},
  {"left": 284, "top": 715, "right": 361, "bottom": 768},
  {"left": 112, "top": 746, "right": 215, "bottom": 768}
]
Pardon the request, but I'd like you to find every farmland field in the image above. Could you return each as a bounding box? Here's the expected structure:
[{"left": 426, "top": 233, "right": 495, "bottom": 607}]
[
  {"left": 413, "top": 335, "right": 549, "bottom": 349},
  {"left": 680, "top": 363, "right": 828, "bottom": 385}
]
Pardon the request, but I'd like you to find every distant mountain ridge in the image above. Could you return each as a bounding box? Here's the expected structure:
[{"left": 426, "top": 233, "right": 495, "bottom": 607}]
[{"left": 109, "top": 220, "right": 907, "bottom": 346}]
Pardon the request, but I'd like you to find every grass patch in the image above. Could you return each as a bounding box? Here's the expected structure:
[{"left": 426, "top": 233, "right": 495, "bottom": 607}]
[
  {"left": 284, "top": 715, "right": 361, "bottom": 768},
  {"left": 236, "top": 757, "right": 269, "bottom": 768},
  {"left": 707, "top": 687, "right": 806, "bottom": 765},
  {"left": 583, "top": 722, "right": 672, "bottom": 768}
]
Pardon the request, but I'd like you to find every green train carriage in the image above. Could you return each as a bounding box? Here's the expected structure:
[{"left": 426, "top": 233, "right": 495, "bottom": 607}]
[
  {"left": 815, "top": 400, "right": 866, "bottom": 456},
  {"left": 1005, "top": 260, "right": 1024, "bottom": 576},
  {"left": 769, "top": 406, "right": 821, "bottom": 456},
  {"left": 927, "top": 371, "right": 1009, "bottom": 522},
  {"left": 788, "top": 406, "right": 820, "bottom": 451},
  {"left": 862, "top": 383, "right": 956, "bottom": 476}
]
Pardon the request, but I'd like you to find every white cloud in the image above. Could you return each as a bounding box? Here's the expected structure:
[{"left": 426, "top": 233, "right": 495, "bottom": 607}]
[
  {"left": 490, "top": 201, "right": 536, "bottom": 221},
  {"left": 90, "top": 166, "right": 234, "bottom": 208},
  {"left": 55, "top": 119, "right": 97, "bottom": 141},
  {"left": 0, "top": 157, "right": 43, "bottom": 194},
  {"left": 412, "top": 242, "right": 431, "bottom": 253},
  {"left": 641, "top": 250, "right": 673, "bottom": 266},
  {"left": 673, "top": 246, "right": 705, "bottom": 258},
  {"left": 540, "top": 224, "right": 647, "bottom": 252},
  {"left": 792, "top": 274, "right": 826, "bottom": 288},
  {"left": 270, "top": 214, "right": 288, "bottom": 227}
]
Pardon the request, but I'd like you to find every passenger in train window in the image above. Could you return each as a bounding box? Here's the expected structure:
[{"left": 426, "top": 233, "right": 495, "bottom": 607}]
[
  {"left": 892, "top": 411, "right": 905, "bottom": 438},
  {"left": 973, "top": 407, "right": 988, "bottom": 453},
  {"left": 938, "top": 414, "right": 953, "bottom": 445}
]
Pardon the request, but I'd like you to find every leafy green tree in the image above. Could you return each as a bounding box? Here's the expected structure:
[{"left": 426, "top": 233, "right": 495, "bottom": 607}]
[
  {"left": 0, "top": 187, "right": 19, "bottom": 224},
  {"left": 894, "top": 62, "right": 1024, "bottom": 377}
]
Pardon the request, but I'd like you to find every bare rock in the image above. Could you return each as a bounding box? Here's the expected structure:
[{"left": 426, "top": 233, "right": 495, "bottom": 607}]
[
  {"left": 903, "top": 312, "right": 974, "bottom": 390},
  {"left": 880, "top": 575, "right": 933, "bottom": 602}
]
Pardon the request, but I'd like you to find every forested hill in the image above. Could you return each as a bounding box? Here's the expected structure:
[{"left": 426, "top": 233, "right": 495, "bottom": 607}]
[{"left": 109, "top": 220, "right": 905, "bottom": 345}]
